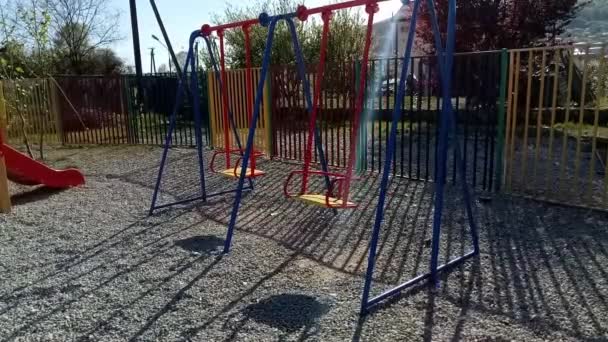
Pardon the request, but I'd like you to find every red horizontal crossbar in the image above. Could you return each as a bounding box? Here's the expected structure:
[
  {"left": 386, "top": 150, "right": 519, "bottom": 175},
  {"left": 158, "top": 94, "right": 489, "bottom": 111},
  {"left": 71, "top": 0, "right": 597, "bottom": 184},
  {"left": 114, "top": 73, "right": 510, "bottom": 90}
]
[
  {"left": 300, "top": 0, "right": 387, "bottom": 17},
  {"left": 202, "top": 0, "right": 387, "bottom": 35},
  {"left": 201, "top": 18, "right": 259, "bottom": 36}
]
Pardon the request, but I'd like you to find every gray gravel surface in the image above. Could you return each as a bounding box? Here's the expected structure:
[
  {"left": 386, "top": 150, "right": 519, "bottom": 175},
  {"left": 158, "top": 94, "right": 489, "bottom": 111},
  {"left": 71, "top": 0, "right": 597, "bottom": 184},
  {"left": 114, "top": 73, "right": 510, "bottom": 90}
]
[{"left": 1, "top": 145, "right": 607, "bottom": 341}]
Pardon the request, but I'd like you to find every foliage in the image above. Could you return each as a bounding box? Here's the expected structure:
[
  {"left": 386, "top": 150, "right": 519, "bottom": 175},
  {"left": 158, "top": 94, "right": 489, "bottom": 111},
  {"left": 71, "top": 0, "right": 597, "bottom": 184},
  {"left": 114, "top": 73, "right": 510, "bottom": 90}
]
[
  {"left": 565, "top": 0, "right": 608, "bottom": 43},
  {"left": 0, "top": 0, "right": 123, "bottom": 76},
  {"left": 416, "top": 0, "right": 590, "bottom": 53},
  {"left": 204, "top": 0, "right": 366, "bottom": 68}
]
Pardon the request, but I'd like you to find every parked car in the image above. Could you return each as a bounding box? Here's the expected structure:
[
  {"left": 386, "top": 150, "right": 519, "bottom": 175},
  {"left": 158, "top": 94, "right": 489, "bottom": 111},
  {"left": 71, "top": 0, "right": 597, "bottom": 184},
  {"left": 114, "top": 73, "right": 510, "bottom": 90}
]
[{"left": 380, "top": 75, "right": 420, "bottom": 95}]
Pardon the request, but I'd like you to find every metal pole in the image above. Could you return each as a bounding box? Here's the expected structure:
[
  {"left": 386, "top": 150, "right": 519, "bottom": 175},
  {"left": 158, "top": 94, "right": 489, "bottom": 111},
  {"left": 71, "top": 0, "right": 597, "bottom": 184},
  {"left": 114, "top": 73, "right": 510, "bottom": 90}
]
[
  {"left": 129, "top": 0, "right": 143, "bottom": 81},
  {"left": 150, "top": 0, "right": 184, "bottom": 79},
  {"left": 128, "top": 0, "right": 144, "bottom": 144}
]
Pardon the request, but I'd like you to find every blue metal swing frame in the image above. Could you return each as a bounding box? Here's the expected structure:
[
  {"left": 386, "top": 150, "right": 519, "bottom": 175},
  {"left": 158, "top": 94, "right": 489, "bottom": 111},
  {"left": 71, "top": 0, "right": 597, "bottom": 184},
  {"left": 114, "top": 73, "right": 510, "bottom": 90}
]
[
  {"left": 359, "top": 0, "right": 480, "bottom": 315},
  {"left": 224, "top": 12, "right": 338, "bottom": 253},
  {"left": 149, "top": 30, "right": 254, "bottom": 215}
]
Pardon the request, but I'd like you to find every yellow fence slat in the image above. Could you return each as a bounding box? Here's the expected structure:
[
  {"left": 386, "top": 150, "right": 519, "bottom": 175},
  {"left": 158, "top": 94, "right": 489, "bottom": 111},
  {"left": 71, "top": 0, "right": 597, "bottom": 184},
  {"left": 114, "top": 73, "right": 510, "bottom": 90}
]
[
  {"left": 506, "top": 51, "right": 520, "bottom": 191},
  {"left": 0, "top": 81, "right": 10, "bottom": 213},
  {"left": 206, "top": 68, "right": 271, "bottom": 156},
  {"left": 574, "top": 46, "right": 590, "bottom": 187},
  {"left": 558, "top": 48, "right": 575, "bottom": 196},
  {"left": 505, "top": 43, "right": 608, "bottom": 211},
  {"left": 546, "top": 52, "right": 560, "bottom": 193},
  {"left": 588, "top": 45, "right": 606, "bottom": 201},
  {"left": 207, "top": 72, "right": 219, "bottom": 148},
  {"left": 0, "top": 81, "right": 7, "bottom": 140},
  {"left": 533, "top": 50, "right": 546, "bottom": 180}
]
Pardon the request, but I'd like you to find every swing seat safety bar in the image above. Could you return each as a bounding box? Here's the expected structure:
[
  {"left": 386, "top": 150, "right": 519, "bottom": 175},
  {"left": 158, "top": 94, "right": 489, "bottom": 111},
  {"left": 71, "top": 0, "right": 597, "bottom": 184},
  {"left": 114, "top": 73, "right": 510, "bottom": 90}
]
[{"left": 210, "top": 148, "right": 265, "bottom": 178}]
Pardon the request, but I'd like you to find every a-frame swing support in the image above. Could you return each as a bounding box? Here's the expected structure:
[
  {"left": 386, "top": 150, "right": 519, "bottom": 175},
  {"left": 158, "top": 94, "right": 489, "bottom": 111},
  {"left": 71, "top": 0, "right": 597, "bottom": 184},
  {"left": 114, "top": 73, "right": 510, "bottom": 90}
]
[
  {"left": 360, "top": 0, "right": 480, "bottom": 314},
  {"left": 149, "top": 30, "right": 255, "bottom": 215},
  {"left": 224, "top": 1, "right": 375, "bottom": 253}
]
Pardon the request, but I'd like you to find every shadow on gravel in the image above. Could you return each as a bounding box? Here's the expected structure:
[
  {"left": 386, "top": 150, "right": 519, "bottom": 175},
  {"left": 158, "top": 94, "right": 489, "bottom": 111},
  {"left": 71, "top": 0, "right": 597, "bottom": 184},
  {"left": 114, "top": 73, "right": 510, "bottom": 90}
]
[
  {"left": 244, "top": 294, "right": 330, "bottom": 333},
  {"left": 10, "top": 186, "right": 66, "bottom": 206},
  {"left": 174, "top": 235, "right": 224, "bottom": 254}
]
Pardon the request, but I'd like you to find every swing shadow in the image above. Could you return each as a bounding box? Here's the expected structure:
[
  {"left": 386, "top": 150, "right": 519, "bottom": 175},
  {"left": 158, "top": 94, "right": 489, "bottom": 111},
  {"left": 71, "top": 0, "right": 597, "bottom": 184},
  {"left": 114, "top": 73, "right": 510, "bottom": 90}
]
[{"left": 354, "top": 197, "right": 608, "bottom": 342}]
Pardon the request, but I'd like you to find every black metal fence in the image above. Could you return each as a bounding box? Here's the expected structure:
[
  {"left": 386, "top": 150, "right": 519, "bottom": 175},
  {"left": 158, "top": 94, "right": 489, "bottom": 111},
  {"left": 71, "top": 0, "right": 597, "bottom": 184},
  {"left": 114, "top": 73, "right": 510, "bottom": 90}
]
[
  {"left": 55, "top": 73, "right": 209, "bottom": 146},
  {"left": 51, "top": 52, "right": 502, "bottom": 192},
  {"left": 271, "top": 52, "right": 503, "bottom": 192}
]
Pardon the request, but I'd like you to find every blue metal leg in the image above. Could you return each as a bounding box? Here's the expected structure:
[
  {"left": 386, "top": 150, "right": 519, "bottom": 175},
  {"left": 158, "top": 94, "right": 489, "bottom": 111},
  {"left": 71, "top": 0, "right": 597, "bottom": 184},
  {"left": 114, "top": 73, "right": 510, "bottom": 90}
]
[
  {"left": 189, "top": 32, "right": 208, "bottom": 202},
  {"left": 286, "top": 19, "right": 335, "bottom": 209},
  {"left": 224, "top": 18, "right": 279, "bottom": 253},
  {"left": 360, "top": 0, "right": 478, "bottom": 315},
  {"left": 149, "top": 46, "right": 195, "bottom": 215},
  {"left": 429, "top": 0, "right": 458, "bottom": 287},
  {"left": 426, "top": 0, "right": 480, "bottom": 255},
  {"left": 360, "top": 0, "right": 422, "bottom": 315}
]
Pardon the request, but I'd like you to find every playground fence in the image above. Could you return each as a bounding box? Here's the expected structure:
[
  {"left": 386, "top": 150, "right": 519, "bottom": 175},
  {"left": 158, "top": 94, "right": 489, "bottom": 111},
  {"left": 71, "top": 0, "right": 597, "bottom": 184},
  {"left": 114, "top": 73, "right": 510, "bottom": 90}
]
[
  {"left": 270, "top": 52, "right": 503, "bottom": 193},
  {"left": 2, "top": 43, "right": 607, "bottom": 212},
  {"left": 0, "top": 78, "right": 61, "bottom": 145},
  {"left": 503, "top": 43, "right": 608, "bottom": 210},
  {"left": 55, "top": 75, "right": 130, "bottom": 145},
  {"left": 0, "top": 73, "right": 210, "bottom": 147},
  {"left": 54, "top": 73, "right": 210, "bottom": 146},
  {"left": 206, "top": 68, "right": 272, "bottom": 155}
]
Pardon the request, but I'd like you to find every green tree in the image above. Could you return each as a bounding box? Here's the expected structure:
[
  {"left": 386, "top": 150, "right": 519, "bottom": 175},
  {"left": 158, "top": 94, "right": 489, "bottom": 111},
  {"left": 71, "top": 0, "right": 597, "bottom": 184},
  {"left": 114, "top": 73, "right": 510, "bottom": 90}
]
[
  {"left": 206, "top": 0, "right": 367, "bottom": 68},
  {"left": 52, "top": 22, "right": 123, "bottom": 74},
  {"left": 50, "top": 0, "right": 121, "bottom": 74}
]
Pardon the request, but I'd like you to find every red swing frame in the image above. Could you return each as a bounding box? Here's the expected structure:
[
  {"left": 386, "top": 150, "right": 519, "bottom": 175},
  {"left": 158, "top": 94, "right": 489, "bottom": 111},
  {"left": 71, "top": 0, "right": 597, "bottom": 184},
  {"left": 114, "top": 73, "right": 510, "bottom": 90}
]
[
  {"left": 283, "top": 2, "right": 378, "bottom": 208},
  {"left": 201, "top": 20, "right": 265, "bottom": 179}
]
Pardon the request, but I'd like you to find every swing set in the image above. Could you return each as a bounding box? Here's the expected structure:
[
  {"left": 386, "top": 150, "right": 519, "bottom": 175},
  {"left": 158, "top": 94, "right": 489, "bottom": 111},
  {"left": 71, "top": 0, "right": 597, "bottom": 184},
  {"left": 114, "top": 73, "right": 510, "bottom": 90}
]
[
  {"left": 201, "top": 20, "right": 266, "bottom": 179},
  {"left": 150, "top": 0, "right": 480, "bottom": 315}
]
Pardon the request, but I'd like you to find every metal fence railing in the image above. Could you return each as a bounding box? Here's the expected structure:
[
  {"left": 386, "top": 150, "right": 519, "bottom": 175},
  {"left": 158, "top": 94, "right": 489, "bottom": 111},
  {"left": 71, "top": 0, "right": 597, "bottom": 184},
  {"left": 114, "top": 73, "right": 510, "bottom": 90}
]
[
  {"left": 270, "top": 52, "right": 503, "bottom": 193},
  {"left": 3, "top": 44, "right": 607, "bottom": 212},
  {"left": 504, "top": 44, "right": 608, "bottom": 210}
]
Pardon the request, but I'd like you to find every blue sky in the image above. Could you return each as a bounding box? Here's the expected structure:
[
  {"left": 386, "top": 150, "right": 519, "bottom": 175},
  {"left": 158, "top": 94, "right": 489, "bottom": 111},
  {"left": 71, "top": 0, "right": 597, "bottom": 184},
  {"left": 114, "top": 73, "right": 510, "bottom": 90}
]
[{"left": 109, "top": 0, "right": 403, "bottom": 70}]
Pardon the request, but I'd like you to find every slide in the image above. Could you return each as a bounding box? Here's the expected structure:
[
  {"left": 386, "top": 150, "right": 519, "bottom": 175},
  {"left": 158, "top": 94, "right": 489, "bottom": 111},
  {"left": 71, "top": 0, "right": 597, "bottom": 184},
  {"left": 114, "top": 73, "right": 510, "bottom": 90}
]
[{"left": 0, "top": 143, "right": 85, "bottom": 188}]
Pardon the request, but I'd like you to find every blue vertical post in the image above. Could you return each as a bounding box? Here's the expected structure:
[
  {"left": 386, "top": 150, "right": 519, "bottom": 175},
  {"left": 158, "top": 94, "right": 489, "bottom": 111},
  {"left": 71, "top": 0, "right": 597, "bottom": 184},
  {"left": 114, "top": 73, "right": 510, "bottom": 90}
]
[
  {"left": 360, "top": 0, "right": 422, "bottom": 314},
  {"left": 360, "top": 0, "right": 480, "bottom": 315},
  {"left": 188, "top": 31, "right": 208, "bottom": 201},
  {"left": 427, "top": 0, "right": 455, "bottom": 286},
  {"left": 149, "top": 44, "right": 195, "bottom": 215},
  {"left": 225, "top": 14, "right": 339, "bottom": 253},
  {"left": 224, "top": 17, "right": 279, "bottom": 253},
  {"left": 426, "top": 0, "right": 479, "bottom": 261}
]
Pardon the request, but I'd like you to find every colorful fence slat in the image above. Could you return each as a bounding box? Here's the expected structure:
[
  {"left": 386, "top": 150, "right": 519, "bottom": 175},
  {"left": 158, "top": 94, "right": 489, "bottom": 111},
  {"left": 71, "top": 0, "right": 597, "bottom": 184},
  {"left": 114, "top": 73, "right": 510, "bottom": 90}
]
[
  {"left": 207, "top": 68, "right": 272, "bottom": 156},
  {"left": 503, "top": 44, "right": 608, "bottom": 210}
]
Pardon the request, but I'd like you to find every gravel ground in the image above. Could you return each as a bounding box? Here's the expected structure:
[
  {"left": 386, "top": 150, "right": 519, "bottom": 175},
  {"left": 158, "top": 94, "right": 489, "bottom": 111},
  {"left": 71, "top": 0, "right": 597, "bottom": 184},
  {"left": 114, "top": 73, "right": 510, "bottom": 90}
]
[{"left": 1, "top": 145, "right": 608, "bottom": 341}]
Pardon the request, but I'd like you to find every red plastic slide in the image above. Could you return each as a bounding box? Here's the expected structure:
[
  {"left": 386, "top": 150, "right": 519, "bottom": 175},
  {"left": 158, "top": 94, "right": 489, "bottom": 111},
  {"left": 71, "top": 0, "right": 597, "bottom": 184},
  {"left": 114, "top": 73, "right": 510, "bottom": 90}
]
[{"left": 0, "top": 143, "right": 85, "bottom": 188}]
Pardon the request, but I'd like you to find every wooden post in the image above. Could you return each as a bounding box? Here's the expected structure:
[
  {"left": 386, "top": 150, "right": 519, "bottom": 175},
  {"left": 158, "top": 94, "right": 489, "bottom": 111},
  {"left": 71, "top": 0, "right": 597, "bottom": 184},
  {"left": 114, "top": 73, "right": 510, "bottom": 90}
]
[
  {"left": 48, "top": 79, "right": 64, "bottom": 144},
  {"left": 0, "top": 153, "right": 10, "bottom": 213},
  {"left": 0, "top": 81, "right": 11, "bottom": 213}
]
